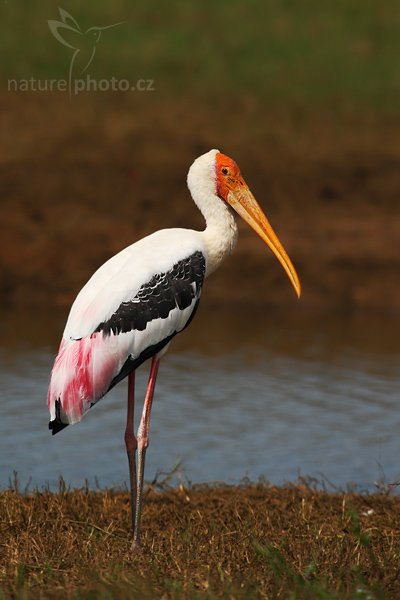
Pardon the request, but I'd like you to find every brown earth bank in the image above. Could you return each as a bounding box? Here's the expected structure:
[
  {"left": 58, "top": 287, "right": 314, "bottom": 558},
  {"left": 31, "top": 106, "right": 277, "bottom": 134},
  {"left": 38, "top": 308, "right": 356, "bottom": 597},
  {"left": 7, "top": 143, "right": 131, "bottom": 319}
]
[
  {"left": 1, "top": 91, "right": 399, "bottom": 313},
  {"left": 1, "top": 483, "right": 400, "bottom": 598}
]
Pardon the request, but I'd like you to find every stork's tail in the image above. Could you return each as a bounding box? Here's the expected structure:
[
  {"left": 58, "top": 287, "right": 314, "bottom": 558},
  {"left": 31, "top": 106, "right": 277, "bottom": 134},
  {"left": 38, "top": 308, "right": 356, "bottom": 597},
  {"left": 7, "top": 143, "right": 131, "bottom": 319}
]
[
  {"left": 48, "top": 399, "right": 69, "bottom": 435},
  {"left": 47, "top": 334, "right": 116, "bottom": 434}
]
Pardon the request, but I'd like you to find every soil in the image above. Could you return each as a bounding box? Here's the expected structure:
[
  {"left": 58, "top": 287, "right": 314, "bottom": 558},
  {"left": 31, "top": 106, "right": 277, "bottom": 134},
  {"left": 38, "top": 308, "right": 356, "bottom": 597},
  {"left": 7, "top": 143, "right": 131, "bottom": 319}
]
[{"left": 1, "top": 91, "right": 399, "bottom": 313}]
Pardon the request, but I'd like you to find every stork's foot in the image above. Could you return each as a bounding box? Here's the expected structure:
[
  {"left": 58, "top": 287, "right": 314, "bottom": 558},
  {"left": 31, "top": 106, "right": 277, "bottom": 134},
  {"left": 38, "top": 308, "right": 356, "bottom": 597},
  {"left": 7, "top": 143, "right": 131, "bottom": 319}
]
[{"left": 130, "top": 539, "right": 142, "bottom": 553}]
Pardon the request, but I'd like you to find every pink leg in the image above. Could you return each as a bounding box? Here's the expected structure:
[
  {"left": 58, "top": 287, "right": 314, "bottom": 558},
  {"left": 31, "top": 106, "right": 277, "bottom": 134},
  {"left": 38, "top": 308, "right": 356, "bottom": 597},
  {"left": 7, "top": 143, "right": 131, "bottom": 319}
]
[
  {"left": 133, "top": 356, "right": 160, "bottom": 549},
  {"left": 124, "top": 372, "right": 137, "bottom": 538}
]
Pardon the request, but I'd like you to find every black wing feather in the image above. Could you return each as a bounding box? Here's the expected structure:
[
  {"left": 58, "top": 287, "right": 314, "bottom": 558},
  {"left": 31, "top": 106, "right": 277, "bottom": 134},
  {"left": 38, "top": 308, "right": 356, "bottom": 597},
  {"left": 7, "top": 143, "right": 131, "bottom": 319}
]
[{"left": 95, "top": 251, "right": 206, "bottom": 337}]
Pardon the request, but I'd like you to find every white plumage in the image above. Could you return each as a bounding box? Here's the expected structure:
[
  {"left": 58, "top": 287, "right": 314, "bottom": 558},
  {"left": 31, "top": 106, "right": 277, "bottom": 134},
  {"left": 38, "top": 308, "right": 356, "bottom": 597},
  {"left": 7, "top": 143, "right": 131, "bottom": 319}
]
[{"left": 63, "top": 228, "right": 207, "bottom": 340}]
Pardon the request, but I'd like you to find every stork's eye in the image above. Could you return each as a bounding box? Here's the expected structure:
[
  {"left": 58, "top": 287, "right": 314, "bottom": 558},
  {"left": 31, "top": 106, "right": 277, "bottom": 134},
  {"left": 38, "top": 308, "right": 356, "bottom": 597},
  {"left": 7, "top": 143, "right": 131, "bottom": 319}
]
[{"left": 221, "top": 167, "right": 229, "bottom": 175}]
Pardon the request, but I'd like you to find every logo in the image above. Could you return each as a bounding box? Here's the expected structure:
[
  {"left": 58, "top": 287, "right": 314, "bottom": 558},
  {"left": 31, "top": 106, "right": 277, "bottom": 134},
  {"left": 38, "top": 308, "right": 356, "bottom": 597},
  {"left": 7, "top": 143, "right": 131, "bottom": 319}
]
[
  {"left": 7, "top": 9, "right": 155, "bottom": 96},
  {"left": 48, "top": 8, "right": 123, "bottom": 96}
]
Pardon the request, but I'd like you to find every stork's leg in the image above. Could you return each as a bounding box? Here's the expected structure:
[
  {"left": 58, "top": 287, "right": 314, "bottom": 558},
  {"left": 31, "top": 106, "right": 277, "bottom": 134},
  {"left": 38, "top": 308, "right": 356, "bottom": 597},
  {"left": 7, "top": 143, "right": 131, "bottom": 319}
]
[
  {"left": 124, "top": 372, "right": 137, "bottom": 538},
  {"left": 133, "top": 356, "right": 160, "bottom": 550}
]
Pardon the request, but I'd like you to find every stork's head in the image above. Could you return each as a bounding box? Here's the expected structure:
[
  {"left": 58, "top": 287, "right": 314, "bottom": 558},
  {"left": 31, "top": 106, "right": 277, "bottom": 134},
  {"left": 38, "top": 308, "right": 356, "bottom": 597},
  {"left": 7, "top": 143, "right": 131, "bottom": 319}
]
[{"left": 187, "top": 149, "right": 301, "bottom": 298}]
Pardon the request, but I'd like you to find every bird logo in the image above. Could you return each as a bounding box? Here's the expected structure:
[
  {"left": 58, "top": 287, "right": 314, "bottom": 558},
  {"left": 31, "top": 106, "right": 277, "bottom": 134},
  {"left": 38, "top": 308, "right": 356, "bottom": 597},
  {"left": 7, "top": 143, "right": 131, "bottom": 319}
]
[{"left": 48, "top": 8, "right": 123, "bottom": 95}]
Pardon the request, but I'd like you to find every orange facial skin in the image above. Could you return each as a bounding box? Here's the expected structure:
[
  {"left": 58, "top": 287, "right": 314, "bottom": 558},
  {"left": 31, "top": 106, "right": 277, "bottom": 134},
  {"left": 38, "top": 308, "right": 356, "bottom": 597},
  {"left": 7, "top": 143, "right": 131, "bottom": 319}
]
[
  {"left": 214, "top": 151, "right": 301, "bottom": 299},
  {"left": 215, "top": 153, "right": 245, "bottom": 201}
]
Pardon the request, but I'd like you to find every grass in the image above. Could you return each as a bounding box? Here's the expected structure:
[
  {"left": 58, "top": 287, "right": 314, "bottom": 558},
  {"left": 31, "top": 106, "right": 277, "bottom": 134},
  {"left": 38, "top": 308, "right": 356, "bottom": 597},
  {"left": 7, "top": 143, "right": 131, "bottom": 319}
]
[
  {"left": 1, "top": 0, "right": 399, "bottom": 113},
  {"left": 1, "top": 478, "right": 400, "bottom": 598}
]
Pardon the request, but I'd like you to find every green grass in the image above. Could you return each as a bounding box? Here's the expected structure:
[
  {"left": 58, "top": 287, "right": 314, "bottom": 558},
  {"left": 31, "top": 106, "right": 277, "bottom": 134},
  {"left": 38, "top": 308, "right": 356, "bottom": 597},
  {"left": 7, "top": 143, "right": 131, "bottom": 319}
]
[{"left": 1, "top": 0, "right": 399, "bottom": 113}]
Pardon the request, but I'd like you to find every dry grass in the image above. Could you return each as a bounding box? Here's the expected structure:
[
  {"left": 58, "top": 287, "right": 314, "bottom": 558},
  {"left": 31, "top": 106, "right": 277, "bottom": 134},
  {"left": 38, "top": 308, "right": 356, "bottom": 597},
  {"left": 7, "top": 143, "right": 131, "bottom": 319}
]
[{"left": 1, "top": 479, "right": 400, "bottom": 599}]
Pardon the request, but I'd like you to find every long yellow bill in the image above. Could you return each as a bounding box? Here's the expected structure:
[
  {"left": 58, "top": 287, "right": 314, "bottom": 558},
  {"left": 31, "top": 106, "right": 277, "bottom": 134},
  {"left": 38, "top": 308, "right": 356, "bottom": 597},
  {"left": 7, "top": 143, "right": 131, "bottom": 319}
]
[{"left": 227, "top": 182, "right": 301, "bottom": 298}]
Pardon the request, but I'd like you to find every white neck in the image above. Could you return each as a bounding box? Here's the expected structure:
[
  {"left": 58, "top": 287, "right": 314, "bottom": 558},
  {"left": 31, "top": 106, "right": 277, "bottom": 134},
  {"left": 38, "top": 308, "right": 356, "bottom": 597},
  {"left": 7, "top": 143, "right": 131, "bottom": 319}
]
[
  {"left": 187, "top": 149, "right": 238, "bottom": 277},
  {"left": 195, "top": 187, "right": 238, "bottom": 276}
]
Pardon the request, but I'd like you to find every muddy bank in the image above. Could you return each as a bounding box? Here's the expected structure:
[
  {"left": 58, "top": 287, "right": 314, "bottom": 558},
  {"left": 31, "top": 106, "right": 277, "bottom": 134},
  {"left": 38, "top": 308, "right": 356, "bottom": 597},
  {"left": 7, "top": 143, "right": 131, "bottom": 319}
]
[{"left": 1, "top": 91, "right": 399, "bottom": 312}]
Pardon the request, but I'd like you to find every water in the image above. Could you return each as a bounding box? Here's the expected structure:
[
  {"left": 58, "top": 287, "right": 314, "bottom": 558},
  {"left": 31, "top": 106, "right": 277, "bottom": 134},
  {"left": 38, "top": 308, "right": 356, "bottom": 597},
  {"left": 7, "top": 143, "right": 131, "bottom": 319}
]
[{"left": 0, "top": 306, "right": 399, "bottom": 491}]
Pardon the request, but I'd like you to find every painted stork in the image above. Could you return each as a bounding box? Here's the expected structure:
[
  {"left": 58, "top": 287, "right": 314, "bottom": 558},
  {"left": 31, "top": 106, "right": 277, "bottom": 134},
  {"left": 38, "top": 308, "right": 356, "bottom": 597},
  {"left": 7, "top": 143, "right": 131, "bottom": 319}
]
[{"left": 47, "top": 149, "right": 301, "bottom": 549}]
